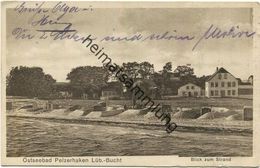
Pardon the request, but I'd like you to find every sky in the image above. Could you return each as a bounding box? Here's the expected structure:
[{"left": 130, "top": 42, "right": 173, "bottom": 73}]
[{"left": 6, "top": 2, "right": 254, "bottom": 82}]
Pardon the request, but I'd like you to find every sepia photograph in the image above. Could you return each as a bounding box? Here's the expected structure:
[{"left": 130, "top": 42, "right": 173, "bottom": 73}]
[{"left": 1, "top": 1, "right": 260, "bottom": 166}]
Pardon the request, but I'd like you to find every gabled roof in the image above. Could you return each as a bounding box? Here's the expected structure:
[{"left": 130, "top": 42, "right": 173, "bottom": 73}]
[
  {"left": 217, "top": 67, "right": 229, "bottom": 73},
  {"left": 204, "top": 75, "right": 212, "bottom": 82},
  {"left": 206, "top": 67, "right": 235, "bottom": 82}
]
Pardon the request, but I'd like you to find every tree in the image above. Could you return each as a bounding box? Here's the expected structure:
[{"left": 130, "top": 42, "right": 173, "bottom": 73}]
[
  {"left": 172, "top": 65, "right": 197, "bottom": 86},
  {"left": 122, "top": 62, "right": 140, "bottom": 80},
  {"left": 153, "top": 72, "right": 163, "bottom": 89},
  {"left": 122, "top": 61, "right": 154, "bottom": 97},
  {"left": 122, "top": 61, "right": 154, "bottom": 80},
  {"left": 139, "top": 61, "right": 154, "bottom": 79},
  {"left": 121, "top": 61, "right": 154, "bottom": 106},
  {"left": 162, "top": 62, "right": 172, "bottom": 73},
  {"left": 154, "top": 62, "right": 173, "bottom": 96},
  {"left": 66, "top": 66, "right": 109, "bottom": 98},
  {"left": 174, "top": 65, "right": 194, "bottom": 77},
  {"left": 161, "top": 62, "right": 173, "bottom": 84},
  {"left": 6, "top": 66, "right": 56, "bottom": 98}
]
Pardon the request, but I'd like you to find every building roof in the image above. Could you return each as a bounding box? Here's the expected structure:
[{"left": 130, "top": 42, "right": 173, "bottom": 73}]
[
  {"left": 179, "top": 82, "right": 201, "bottom": 89},
  {"left": 217, "top": 67, "right": 229, "bottom": 73},
  {"left": 237, "top": 78, "right": 252, "bottom": 85},
  {"left": 206, "top": 67, "right": 235, "bottom": 82}
]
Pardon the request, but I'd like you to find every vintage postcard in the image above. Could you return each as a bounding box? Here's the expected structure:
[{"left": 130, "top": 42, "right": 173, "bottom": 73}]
[{"left": 1, "top": 1, "right": 260, "bottom": 166}]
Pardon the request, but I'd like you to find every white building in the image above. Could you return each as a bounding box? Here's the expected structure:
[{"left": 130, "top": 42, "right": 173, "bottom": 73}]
[
  {"left": 237, "top": 78, "right": 253, "bottom": 99},
  {"left": 59, "top": 91, "right": 72, "bottom": 98},
  {"left": 100, "top": 89, "right": 121, "bottom": 100},
  {"left": 205, "top": 67, "right": 238, "bottom": 97},
  {"left": 178, "top": 83, "right": 203, "bottom": 97}
]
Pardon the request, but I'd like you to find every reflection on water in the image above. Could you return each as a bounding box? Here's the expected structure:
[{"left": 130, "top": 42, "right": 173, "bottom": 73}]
[{"left": 7, "top": 117, "right": 252, "bottom": 157}]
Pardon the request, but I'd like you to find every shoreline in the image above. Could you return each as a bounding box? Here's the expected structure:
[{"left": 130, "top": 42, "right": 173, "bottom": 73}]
[{"left": 7, "top": 115, "right": 252, "bottom": 136}]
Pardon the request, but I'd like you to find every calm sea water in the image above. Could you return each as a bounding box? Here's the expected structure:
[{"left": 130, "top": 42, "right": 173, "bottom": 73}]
[{"left": 7, "top": 117, "right": 252, "bottom": 157}]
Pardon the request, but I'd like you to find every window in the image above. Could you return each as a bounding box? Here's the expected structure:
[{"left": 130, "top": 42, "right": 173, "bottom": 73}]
[
  {"left": 221, "top": 90, "right": 225, "bottom": 97},
  {"left": 215, "top": 82, "right": 218, "bottom": 87},
  {"left": 215, "top": 90, "right": 219, "bottom": 96},
  {"left": 232, "top": 90, "right": 236, "bottom": 95},
  {"left": 191, "top": 86, "right": 194, "bottom": 89},
  {"left": 228, "top": 82, "right": 231, "bottom": 87},
  {"left": 194, "top": 92, "right": 198, "bottom": 96},
  {"left": 186, "top": 86, "right": 189, "bottom": 89},
  {"left": 218, "top": 74, "right": 222, "bottom": 79},
  {"left": 224, "top": 73, "right": 227, "bottom": 79},
  {"left": 221, "top": 82, "right": 225, "bottom": 87},
  {"left": 211, "top": 91, "right": 214, "bottom": 96},
  {"left": 211, "top": 82, "right": 214, "bottom": 87},
  {"left": 182, "top": 92, "right": 186, "bottom": 96},
  {"left": 232, "top": 82, "right": 236, "bottom": 87},
  {"left": 228, "top": 90, "right": 231, "bottom": 96}
]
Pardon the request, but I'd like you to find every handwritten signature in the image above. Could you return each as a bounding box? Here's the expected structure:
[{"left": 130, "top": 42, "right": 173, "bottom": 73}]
[{"left": 192, "top": 25, "right": 255, "bottom": 50}]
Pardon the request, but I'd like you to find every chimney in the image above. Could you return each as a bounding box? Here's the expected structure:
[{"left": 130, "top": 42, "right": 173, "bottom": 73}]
[{"left": 216, "top": 67, "right": 219, "bottom": 72}]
